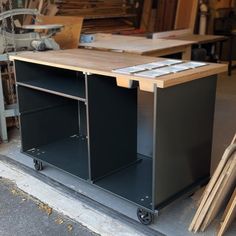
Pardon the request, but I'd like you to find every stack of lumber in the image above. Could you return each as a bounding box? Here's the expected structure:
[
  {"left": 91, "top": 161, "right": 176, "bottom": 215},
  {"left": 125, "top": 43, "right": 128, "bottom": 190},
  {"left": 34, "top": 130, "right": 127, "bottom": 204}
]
[
  {"left": 140, "top": 0, "right": 198, "bottom": 33},
  {"left": 189, "top": 134, "right": 236, "bottom": 236},
  {"left": 24, "top": 0, "right": 58, "bottom": 25},
  {"left": 53, "top": 0, "right": 137, "bottom": 33},
  {"left": 1, "top": 64, "right": 18, "bottom": 128},
  {"left": 24, "top": 0, "right": 58, "bottom": 15}
]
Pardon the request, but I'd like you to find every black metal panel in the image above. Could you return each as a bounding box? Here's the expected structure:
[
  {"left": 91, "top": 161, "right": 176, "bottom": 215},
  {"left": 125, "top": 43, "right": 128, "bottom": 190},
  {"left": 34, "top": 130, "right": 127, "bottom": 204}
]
[
  {"left": 137, "top": 90, "right": 154, "bottom": 158},
  {"left": 87, "top": 75, "right": 137, "bottom": 180},
  {"left": 20, "top": 91, "right": 79, "bottom": 151},
  {"left": 78, "top": 101, "right": 87, "bottom": 136},
  {"left": 95, "top": 156, "right": 153, "bottom": 210},
  {"left": 26, "top": 136, "right": 89, "bottom": 180},
  {"left": 15, "top": 61, "right": 86, "bottom": 99},
  {"left": 18, "top": 86, "right": 70, "bottom": 114},
  {"left": 153, "top": 76, "right": 217, "bottom": 208}
]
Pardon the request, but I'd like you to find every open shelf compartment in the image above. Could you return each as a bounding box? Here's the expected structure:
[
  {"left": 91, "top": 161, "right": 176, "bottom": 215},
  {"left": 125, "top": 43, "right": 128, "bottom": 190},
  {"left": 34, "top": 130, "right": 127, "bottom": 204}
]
[
  {"left": 95, "top": 155, "right": 153, "bottom": 210},
  {"left": 15, "top": 61, "right": 86, "bottom": 100},
  {"left": 18, "top": 86, "right": 89, "bottom": 180}
]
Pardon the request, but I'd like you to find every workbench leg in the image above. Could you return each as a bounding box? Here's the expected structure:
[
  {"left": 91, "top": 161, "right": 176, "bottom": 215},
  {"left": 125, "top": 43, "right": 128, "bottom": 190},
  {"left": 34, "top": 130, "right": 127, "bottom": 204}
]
[
  {"left": 182, "top": 46, "right": 192, "bottom": 60},
  {"left": 0, "top": 71, "right": 8, "bottom": 142}
]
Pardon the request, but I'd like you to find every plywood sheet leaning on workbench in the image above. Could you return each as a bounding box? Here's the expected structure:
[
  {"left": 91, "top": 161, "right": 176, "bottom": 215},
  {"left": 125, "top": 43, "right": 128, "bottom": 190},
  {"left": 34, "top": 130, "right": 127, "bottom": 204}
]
[
  {"left": 37, "top": 16, "right": 83, "bottom": 49},
  {"left": 189, "top": 133, "right": 236, "bottom": 234}
]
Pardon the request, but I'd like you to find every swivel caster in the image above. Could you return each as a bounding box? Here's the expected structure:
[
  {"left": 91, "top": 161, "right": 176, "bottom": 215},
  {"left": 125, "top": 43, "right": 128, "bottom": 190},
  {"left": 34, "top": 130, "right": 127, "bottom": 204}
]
[
  {"left": 137, "top": 208, "right": 154, "bottom": 225},
  {"left": 34, "top": 160, "right": 43, "bottom": 171}
]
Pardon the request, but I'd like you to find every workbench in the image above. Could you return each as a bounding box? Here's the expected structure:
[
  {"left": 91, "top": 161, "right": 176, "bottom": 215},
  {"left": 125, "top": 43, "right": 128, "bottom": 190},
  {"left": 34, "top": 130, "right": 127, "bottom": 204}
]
[
  {"left": 10, "top": 49, "right": 227, "bottom": 224},
  {"left": 153, "top": 30, "right": 230, "bottom": 74},
  {"left": 79, "top": 33, "right": 194, "bottom": 60}
]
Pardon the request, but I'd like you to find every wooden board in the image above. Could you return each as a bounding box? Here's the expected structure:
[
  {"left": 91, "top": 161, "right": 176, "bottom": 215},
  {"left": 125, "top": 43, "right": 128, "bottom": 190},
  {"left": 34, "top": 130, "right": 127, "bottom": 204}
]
[
  {"left": 175, "top": 0, "right": 198, "bottom": 33},
  {"left": 200, "top": 153, "right": 236, "bottom": 231},
  {"left": 140, "top": 0, "right": 152, "bottom": 31},
  {"left": 10, "top": 49, "right": 227, "bottom": 92},
  {"left": 189, "top": 143, "right": 236, "bottom": 231},
  {"left": 153, "top": 30, "right": 228, "bottom": 44},
  {"left": 167, "top": 34, "right": 228, "bottom": 44},
  {"left": 192, "top": 155, "right": 236, "bottom": 232},
  {"left": 37, "top": 16, "right": 83, "bottom": 49},
  {"left": 54, "top": 0, "right": 137, "bottom": 34},
  {"left": 155, "top": 0, "right": 178, "bottom": 32},
  {"left": 217, "top": 188, "right": 236, "bottom": 236},
  {"left": 24, "top": 0, "right": 39, "bottom": 25},
  {"left": 231, "top": 134, "right": 236, "bottom": 145},
  {"left": 79, "top": 33, "right": 194, "bottom": 56}
]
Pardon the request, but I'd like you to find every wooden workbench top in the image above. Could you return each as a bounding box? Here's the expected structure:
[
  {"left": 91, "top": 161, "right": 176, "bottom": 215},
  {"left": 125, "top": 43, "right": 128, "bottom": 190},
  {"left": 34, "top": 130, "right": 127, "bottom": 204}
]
[
  {"left": 79, "top": 33, "right": 194, "bottom": 55},
  {"left": 165, "top": 34, "right": 228, "bottom": 44},
  {"left": 10, "top": 49, "right": 227, "bottom": 92}
]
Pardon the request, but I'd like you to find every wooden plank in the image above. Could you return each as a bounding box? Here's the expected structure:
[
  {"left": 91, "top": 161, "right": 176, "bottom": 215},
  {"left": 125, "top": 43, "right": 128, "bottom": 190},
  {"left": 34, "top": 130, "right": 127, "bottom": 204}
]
[
  {"left": 24, "top": 0, "right": 39, "bottom": 25},
  {"left": 231, "top": 133, "right": 236, "bottom": 145},
  {"left": 192, "top": 155, "right": 235, "bottom": 232},
  {"left": 189, "top": 143, "right": 236, "bottom": 231},
  {"left": 140, "top": 0, "right": 152, "bottom": 31},
  {"left": 217, "top": 188, "right": 236, "bottom": 236},
  {"left": 155, "top": 0, "right": 178, "bottom": 32},
  {"left": 175, "top": 0, "right": 198, "bottom": 33},
  {"left": 154, "top": 0, "right": 165, "bottom": 32},
  {"left": 9, "top": 49, "right": 227, "bottom": 91},
  {"left": 37, "top": 16, "right": 83, "bottom": 49},
  {"left": 200, "top": 153, "right": 236, "bottom": 231},
  {"left": 44, "top": 4, "right": 59, "bottom": 16},
  {"left": 38, "top": 0, "right": 44, "bottom": 13},
  {"left": 54, "top": 0, "right": 137, "bottom": 34}
]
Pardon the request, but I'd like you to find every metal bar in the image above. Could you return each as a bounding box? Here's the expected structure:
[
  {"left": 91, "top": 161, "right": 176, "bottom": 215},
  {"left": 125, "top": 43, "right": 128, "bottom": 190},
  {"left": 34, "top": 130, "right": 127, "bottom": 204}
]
[
  {"left": 0, "top": 8, "right": 39, "bottom": 22},
  {"left": 4, "top": 103, "right": 19, "bottom": 117},
  {"left": 0, "top": 68, "right": 8, "bottom": 142}
]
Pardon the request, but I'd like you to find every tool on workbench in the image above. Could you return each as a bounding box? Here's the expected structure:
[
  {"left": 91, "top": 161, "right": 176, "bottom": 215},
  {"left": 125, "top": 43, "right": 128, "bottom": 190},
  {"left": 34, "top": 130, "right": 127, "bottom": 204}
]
[{"left": 0, "top": 8, "right": 63, "bottom": 55}]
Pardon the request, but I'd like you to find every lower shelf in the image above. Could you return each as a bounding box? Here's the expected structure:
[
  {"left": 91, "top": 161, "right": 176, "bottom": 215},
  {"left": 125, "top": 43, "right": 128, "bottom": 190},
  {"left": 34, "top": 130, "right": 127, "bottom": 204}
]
[
  {"left": 94, "top": 156, "right": 153, "bottom": 210},
  {"left": 25, "top": 135, "right": 89, "bottom": 180}
]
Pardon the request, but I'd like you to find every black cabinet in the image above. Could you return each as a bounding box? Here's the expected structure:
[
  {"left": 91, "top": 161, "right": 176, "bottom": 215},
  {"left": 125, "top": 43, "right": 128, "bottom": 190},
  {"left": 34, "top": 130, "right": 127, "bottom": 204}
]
[{"left": 15, "top": 60, "right": 217, "bottom": 224}]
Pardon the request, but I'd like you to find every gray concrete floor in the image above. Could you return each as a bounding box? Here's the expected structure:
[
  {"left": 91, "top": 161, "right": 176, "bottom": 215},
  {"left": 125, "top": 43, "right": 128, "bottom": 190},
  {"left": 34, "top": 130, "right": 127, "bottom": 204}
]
[
  {"left": 0, "top": 70, "right": 236, "bottom": 236},
  {"left": 0, "top": 177, "right": 99, "bottom": 236}
]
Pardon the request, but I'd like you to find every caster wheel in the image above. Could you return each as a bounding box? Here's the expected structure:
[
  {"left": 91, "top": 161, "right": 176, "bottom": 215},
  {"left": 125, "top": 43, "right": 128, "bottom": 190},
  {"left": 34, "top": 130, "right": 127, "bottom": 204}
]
[
  {"left": 34, "top": 160, "right": 43, "bottom": 171},
  {"left": 137, "top": 208, "right": 154, "bottom": 225}
]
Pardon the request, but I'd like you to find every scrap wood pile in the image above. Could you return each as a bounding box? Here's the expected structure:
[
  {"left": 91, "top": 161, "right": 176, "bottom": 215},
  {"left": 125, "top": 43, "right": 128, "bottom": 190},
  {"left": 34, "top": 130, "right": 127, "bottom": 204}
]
[
  {"left": 53, "top": 0, "right": 138, "bottom": 33},
  {"left": 189, "top": 134, "right": 236, "bottom": 236},
  {"left": 140, "top": 0, "right": 198, "bottom": 33},
  {"left": 24, "top": 0, "right": 58, "bottom": 16},
  {"left": 1, "top": 64, "right": 18, "bottom": 128}
]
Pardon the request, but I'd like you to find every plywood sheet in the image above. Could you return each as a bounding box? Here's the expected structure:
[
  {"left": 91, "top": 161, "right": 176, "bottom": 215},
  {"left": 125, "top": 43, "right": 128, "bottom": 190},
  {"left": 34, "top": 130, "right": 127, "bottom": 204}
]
[
  {"left": 37, "top": 16, "right": 83, "bottom": 49},
  {"left": 175, "top": 0, "right": 198, "bottom": 32}
]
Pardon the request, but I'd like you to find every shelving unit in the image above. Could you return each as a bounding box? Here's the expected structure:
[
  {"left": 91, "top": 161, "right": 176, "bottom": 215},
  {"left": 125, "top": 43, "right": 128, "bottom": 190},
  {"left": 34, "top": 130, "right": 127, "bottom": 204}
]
[
  {"left": 12, "top": 49, "right": 227, "bottom": 224},
  {"left": 54, "top": 0, "right": 140, "bottom": 33}
]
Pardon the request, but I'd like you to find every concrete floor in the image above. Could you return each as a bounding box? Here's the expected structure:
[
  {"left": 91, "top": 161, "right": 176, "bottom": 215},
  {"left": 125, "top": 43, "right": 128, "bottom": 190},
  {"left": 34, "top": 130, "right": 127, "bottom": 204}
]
[
  {"left": 0, "top": 177, "right": 98, "bottom": 236},
  {"left": 0, "top": 70, "right": 236, "bottom": 236}
]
